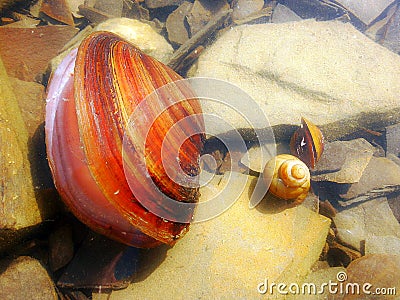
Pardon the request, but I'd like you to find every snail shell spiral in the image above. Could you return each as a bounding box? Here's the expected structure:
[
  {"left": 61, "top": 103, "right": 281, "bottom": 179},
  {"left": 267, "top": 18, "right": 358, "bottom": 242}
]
[{"left": 263, "top": 154, "right": 310, "bottom": 205}]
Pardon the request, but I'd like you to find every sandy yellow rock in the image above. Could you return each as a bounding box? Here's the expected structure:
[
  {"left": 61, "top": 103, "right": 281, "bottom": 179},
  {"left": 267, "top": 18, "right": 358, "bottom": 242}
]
[
  {"left": 0, "top": 56, "right": 57, "bottom": 255},
  {"left": 286, "top": 266, "right": 346, "bottom": 299},
  {"left": 0, "top": 57, "right": 42, "bottom": 230},
  {"left": 109, "top": 172, "right": 330, "bottom": 299}
]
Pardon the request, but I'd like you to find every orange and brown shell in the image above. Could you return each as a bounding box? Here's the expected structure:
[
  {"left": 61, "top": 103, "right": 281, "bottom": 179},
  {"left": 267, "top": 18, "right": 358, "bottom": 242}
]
[
  {"left": 263, "top": 154, "right": 310, "bottom": 205},
  {"left": 45, "top": 32, "right": 205, "bottom": 248},
  {"left": 290, "top": 117, "right": 324, "bottom": 169}
]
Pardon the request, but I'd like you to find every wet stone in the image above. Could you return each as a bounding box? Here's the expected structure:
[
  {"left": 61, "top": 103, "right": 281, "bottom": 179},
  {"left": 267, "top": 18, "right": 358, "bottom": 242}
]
[
  {"left": 344, "top": 254, "right": 400, "bottom": 299},
  {"left": 382, "top": 3, "right": 400, "bottom": 54},
  {"left": 334, "top": 0, "right": 396, "bottom": 26},
  {"left": 77, "top": 4, "right": 114, "bottom": 24},
  {"left": 165, "top": 1, "right": 192, "bottom": 45},
  {"left": 186, "top": 0, "right": 230, "bottom": 36},
  {"left": 190, "top": 20, "right": 400, "bottom": 140},
  {"left": 58, "top": 233, "right": 140, "bottom": 289},
  {"left": 240, "top": 144, "right": 275, "bottom": 173},
  {"left": 40, "top": 0, "right": 75, "bottom": 26},
  {"left": 271, "top": 3, "right": 302, "bottom": 23},
  {"left": 385, "top": 123, "right": 400, "bottom": 156},
  {"left": 10, "top": 78, "right": 45, "bottom": 138},
  {"left": 231, "top": 0, "right": 264, "bottom": 21},
  {"left": 49, "top": 224, "right": 74, "bottom": 272},
  {"left": 281, "top": 0, "right": 345, "bottom": 21},
  {"left": 94, "top": 0, "right": 123, "bottom": 17},
  {"left": 0, "top": 0, "right": 23, "bottom": 11},
  {"left": 0, "top": 58, "right": 56, "bottom": 252},
  {"left": 167, "top": 9, "right": 231, "bottom": 70},
  {"left": 3, "top": 17, "right": 40, "bottom": 28},
  {"left": 144, "top": 0, "right": 184, "bottom": 9},
  {"left": 108, "top": 172, "right": 330, "bottom": 298},
  {"left": 365, "top": 235, "right": 400, "bottom": 255},
  {"left": 339, "top": 156, "right": 400, "bottom": 205},
  {"left": 388, "top": 193, "right": 400, "bottom": 223},
  {"left": 123, "top": 0, "right": 150, "bottom": 21},
  {"left": 66, "top": 0, "right": 86, "bottom": 17},
  {"left": 364, "top": 4, "right": 397, "bottom": 43},
  {"left": 232, "top": 7, "right": 273, "bottom": 26},
  {"left": 0, "top": 256, "right": 57, "bottom": 300},
  {"left": 387, "top": 152, "right": 400, "bottom": 167},
  {"left": 334, "top": 197, "right": 400, "bottom": 251},
  {"left": 311, "top": 139, "right": 375, "bottom": 184},
  {"left": 327, "top": 239, "right": 362, "bottom": 267},
  {"left": 11, "top": 77, "right": 55, "bottom": 192},
  {"left": 0, "top": 25, "right": 78, "bottom": 81}
]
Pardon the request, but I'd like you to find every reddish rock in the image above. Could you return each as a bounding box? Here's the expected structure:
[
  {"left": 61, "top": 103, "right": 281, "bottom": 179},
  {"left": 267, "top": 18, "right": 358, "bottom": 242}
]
[
  {"left": 0, "top": 25, "right": 78, "bottom": 81},
  {"left": 40, "top": 0, "right": 75, "bottom": 26}
]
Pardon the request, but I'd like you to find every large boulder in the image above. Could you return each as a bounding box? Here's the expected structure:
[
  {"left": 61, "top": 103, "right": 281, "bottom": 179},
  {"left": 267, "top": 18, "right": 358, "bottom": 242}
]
[{"left": 190, "top": 20, "right": 400, "bottom": 140}]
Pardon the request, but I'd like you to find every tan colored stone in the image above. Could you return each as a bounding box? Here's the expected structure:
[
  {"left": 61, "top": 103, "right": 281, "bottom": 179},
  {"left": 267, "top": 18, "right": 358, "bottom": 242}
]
[
  {"left": 10, "top": 78, "right": 45, "bottom": 138},
  {"left": 287, "top": 266, "right": 346, "bottom": 299},
  {"left": 110, "top": 172, "right": 330, "bottom": 299},
  {"left": 0, "top": 58, "right": 56, "bottom": 254},
  {"left": 365, "top": 235, "right": 400, "bottom": 255},
  {"left": 166, "top": 1, "right": 192, "bottom": 45},
  {"left": 232, "top": 0, "right": 264, "bottom": 21},
  {"left": 0, "top": 256, "right": 57, "bottom": 300},
  {"left": 343, "top": 254, "right": 400, "bottom": 300},
  {"left": 339, "top": 157, "right": 400, "bottom": 203},
  {"left": 191, "top": 20, "right": 400, "bottom": 140},
  {"left": 240, "top": 144, "right": 275, "bottom": 173},
  {"left": 311, "top": 139, "right": 375, "bottom": 183},
  {"left": 186, "top": 0, "right": 230, "bottom": 36},
  {"left": 334, "top": 0, "right": 395, "bottom": 25},
  {"left": 334, "top": 198, "right": 400, "bottom": 251},
  {"left": 0, "top": 58, "right": 43, "bottom": 230}
]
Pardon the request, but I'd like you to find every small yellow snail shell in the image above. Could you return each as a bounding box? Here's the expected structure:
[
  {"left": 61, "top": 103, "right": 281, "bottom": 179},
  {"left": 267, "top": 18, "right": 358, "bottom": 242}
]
[{"left": 263, "top": 154, "right": 310, "bottom": 205}]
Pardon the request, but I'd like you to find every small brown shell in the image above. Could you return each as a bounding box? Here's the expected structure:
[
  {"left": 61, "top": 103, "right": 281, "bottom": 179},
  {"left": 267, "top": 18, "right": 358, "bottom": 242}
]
[
  {"left": 290, "top": 117, "right": 324, "bottom": 169},
  {"left": 263, "top": 154, "right": 310, "bottom": 205}
]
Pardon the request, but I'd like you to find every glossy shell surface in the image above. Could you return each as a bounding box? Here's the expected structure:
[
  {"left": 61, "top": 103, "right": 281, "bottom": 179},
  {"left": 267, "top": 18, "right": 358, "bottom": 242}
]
[
  {"left": 45, "top": 32, "right": 205, "bottom": 248},
  {"left": 263, "top": 154, "right": 310, "bottom": 205},
  {"left": 290, "top": 117, "right": 324, "bottom": 169}
]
